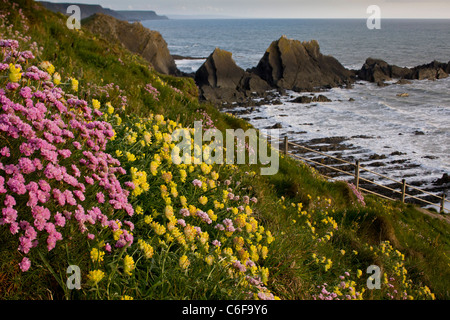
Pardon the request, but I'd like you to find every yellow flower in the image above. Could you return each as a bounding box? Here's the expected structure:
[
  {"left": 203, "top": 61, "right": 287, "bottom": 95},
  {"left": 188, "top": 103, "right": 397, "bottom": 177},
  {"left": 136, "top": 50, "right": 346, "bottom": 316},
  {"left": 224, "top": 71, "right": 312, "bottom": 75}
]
[
  {"left": 199, "top": 196, "right": 208, "bottom": 206},
  {"left": 151, "top": 221, "right": 166, "bottom": 235},
  {"left": 179, "top": 255, "right": 190, "bottom": 269},
  {"left": 92, "top": 99, "right": 101, "bottom": 110},
  {"left": 87, "top": 269, "right": 105, "bottom": 286},
  {"left": 90, "top": 248, "right": 105, "bottom": 263},
  {"left": 340, "top": 249, "right": 346, "bottom": 256},
  {"left": 71, "top": 78, "right": 79, "bottom": 92},
  {"left": 40, "top": 61, "right": 55, "bottom": 75},
  {"left": 123, "top": 255, "right": 135, "bottom": 276},
  {"left": 150, "top": 161, "right": 159, "bottom": 176},
  {"left": 165, "top": 205, "right": 174, "bottom": 219},
  {"left": 106, "top": 102, "right": 114, "bottom": 114},
  {"left": 143, "top": 131, "right": 152, "bottom": 145},
  {"left": 53, "top": 72, "right": 61, "bottom": 85},
  {"left": 260, "top": 267, "right": 269, "bottom": 284},
  {"left": 138, "top": 239, "right": 154, "bottom": 259},
  {"left": 260, "top": 246, "right": 269, "bottom": 259},
  {"left": 180, "top": 196, "right": 187, "bottom": 207},
  {"left": 8, "top": 63, "right": 22, "bottom": 83},
  {"left": 179, "top": 169, "right": 187, "bottom": 183},
  {"left": 161, "top": 171, "right": 173, "bottom": 183},
  {"left": 135, "top": 205, "right": 144, "bottom": 215},
  {"left": 205, "top": 255, "right": 214, "bottom": 266},
  {"left": 126, "top": 152, "right": 136, "bottom": 162},
  {"left": 121, "top": 295, "right": 133, "bottom": 300}
]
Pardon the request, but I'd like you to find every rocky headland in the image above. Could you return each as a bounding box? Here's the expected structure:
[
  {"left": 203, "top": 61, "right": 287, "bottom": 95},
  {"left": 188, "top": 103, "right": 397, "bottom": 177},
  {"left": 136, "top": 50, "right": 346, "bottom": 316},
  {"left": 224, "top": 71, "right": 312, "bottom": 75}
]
[{"left": 83, "top": 14, "right": 178, "bottom": 76}]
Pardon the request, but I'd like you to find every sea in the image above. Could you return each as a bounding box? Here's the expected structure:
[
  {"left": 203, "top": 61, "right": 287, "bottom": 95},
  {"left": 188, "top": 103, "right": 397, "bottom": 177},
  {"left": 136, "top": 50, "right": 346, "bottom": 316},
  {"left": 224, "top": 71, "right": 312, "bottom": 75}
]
[{"left": 142, "top": 19, "right": 450, "bottom": 208}]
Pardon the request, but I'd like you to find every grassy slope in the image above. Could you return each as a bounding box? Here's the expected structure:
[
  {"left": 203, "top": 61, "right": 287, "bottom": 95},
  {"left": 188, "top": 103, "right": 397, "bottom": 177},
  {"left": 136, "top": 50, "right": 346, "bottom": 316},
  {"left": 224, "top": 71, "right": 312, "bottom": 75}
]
[{"left": 1, "top": 0, "right": 449, "bottom": 300}]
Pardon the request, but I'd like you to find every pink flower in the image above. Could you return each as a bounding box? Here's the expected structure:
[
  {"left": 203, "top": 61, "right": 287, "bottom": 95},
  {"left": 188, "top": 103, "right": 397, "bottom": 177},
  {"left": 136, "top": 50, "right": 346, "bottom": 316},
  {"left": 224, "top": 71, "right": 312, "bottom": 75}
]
[
  {"left": 179, "top": 208, "right": 190, "bottom": 217},
  {"left": 54, "top": 212, "right": 66, "bottom": 227},
  {"left": 96, "top": 192, "right": 105, "bottom": 204},
  {"left": 19, "top": 257, "right": 31, "bottom": 272},
  {"left": 4, "top": 194, "right": 16, "bottom": 207},
  {"left": 0, "top": 146, "right": 10, "bottom": 157},
  {"left": 192, "top": 179, "right": 202, "bottom": 187}
]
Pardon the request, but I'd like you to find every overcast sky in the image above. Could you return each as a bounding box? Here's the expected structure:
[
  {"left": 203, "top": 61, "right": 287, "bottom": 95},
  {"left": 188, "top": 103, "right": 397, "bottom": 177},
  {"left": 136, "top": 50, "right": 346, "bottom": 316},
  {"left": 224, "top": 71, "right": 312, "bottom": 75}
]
[{"left": 40, "top": 0, "right": 450, "bottom": 18}]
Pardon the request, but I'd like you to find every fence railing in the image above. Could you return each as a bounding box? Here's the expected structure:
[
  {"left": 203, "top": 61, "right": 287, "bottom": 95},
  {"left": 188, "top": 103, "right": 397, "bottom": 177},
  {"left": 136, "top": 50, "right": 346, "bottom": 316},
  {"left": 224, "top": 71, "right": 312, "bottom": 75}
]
[{"left": 264, "top": 133, "right": 449, "bottom": 214}]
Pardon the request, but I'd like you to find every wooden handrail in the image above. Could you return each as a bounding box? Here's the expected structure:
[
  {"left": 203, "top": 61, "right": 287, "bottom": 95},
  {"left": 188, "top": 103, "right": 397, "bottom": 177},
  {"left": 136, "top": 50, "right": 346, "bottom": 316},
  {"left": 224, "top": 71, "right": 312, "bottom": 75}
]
[{"left": 263, "top": 132, "right": 449, "bottom": 214}]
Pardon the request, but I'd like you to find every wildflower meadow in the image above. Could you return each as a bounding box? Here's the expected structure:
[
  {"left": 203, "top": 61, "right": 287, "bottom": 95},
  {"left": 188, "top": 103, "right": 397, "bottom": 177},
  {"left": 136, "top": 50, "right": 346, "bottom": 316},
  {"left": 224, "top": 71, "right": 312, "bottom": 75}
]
[{"left": 1, "top": 0, "right": 448, "bottom": 302}]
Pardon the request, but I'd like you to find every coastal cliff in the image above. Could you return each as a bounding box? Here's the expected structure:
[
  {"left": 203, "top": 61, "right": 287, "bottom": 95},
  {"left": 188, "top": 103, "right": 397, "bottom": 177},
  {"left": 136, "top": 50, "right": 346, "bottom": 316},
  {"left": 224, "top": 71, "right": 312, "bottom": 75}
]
[
  {"left": 39, "top": 1, "right": 168, "bottom": 20},
  {"left": 83, "top": 13, "right": 178, "bottom": 75}
]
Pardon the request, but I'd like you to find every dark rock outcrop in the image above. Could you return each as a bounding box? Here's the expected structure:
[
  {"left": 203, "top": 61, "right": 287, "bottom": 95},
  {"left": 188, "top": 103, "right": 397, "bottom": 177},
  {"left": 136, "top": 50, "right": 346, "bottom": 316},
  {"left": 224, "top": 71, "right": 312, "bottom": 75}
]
[
  {"left": 195, "top": 48, "right": 271, "bottom": 104},
  {"left": 251, "top": 36, "right": 354, "bottom": 92},
  {"left": 289, "top": 95, "right": 332, "bottom": 104},
  {"left": 358, "top": 58, "right": 449, "bottom": 83},
  {"left": 409, "top": 60, "right": 449, "bottom": 80},
  {"left": 83, "top": 14, "right": 178, "bottom": 75}
]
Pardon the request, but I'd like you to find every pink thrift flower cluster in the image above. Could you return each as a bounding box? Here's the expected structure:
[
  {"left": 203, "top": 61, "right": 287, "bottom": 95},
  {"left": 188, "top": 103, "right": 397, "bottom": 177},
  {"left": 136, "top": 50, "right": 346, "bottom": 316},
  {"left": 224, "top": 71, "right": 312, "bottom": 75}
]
[
  {"left": 347, "top": 182, "right": 366, "bottom": 206},
  {"left": 0, "top": 38, "right": 134, "bottom": 271},
  {"left": 144, "top": 83, "right": 160, "bottom": 101}
]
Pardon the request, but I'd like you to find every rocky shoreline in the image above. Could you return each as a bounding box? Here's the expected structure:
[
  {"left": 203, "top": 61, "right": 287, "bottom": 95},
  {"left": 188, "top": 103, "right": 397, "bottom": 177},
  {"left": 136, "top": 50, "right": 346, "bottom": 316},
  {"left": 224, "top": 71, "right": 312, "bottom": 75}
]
[
  {"left": 227, "top": 101, "right": 449, "bottom": 209},
  {"left": 190, "top": 35, "right": 449, "bottom": 108}
]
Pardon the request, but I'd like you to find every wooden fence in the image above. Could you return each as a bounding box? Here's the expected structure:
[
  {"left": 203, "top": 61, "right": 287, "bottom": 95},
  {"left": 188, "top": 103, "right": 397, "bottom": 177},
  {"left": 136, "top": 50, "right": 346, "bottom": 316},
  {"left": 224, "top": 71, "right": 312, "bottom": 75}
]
[{"left": 266, "top": 133, "right": 449, "bottom": 213}]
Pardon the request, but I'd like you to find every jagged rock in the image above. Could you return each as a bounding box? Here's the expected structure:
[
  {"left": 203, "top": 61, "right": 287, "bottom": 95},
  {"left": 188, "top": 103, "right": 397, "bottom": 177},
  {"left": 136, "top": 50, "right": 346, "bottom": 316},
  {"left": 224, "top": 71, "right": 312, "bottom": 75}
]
[
  {"left": 358, "top": 58, "right": 411, "bottom": 82},
  {"left": 195, "top": 48, "right": 270, "bottom": 104},
  {"left": 434, "top": 173, "right": 449, "bottom": 186},
  {"left": 358, "top": 58, "right": 449, "bottom": 83},
  {"left": 83, "top": 14, "right": 178, "bottom": 75},
  {"left": 396, "top": 79, "right": 412, "bottom": 85},
  {"left": 289, "top": 94, "right": 331, "bottom": 104},
  {"left": 271, "top": 123, "right": 283, "bottom": 129},
  {"left": 410, "top": 60, "right": 449, "bottom": 80},
  {"left": 251, "top": 36, "right": 354, "bottom": 91}
]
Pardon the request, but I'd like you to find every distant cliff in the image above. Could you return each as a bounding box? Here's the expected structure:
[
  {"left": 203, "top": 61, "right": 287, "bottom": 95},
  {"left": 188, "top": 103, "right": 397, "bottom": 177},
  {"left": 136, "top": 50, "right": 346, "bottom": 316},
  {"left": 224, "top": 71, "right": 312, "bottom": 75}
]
[
  {"left": 38, "top": 1, "right": 168, "bottom": 21},
  {"left": 83, "top": 13, "right": 177, "bottom": 75},
  {"left": 115, "top": 11, "right": 168, "bottom": 21}
]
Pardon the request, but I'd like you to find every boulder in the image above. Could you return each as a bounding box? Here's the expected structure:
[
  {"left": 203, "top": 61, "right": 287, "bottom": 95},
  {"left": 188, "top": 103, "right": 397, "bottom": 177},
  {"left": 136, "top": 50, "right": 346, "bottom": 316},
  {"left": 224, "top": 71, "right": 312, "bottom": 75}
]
[
  {"left": 358, "top": 58, "right": 411, "bottom": 82},
  {"left": 195, "top": 48, "right": 271, "bottom": 104},
  {"left": 409, "top": 60, "right": 449, "bottom": 80},
  {"left": 290, "top": 94, "right": 331, "bottom": 104},
  {"left": 251, "top": 36, "right": 354, "bottom": 91},
  {"left": 83, "top": 13, "right": 178, "bottom": 75},
  {"left": 358, "top": 58, "right": 449, "bottom": 83}
]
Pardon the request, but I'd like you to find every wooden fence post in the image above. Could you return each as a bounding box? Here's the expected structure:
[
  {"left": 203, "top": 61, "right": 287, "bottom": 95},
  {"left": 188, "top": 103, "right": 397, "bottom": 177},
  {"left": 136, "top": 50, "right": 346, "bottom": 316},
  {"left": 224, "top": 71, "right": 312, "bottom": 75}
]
[
  {"left": 283, "top": 136, "right": 288, "bottom": 155},
  {"left": 441, "top": 192, "right": 447, "bottom": 214},
  {"left": 401, "top": 179, "right": 406, "bottom": 203},
  {"left": 355, "top": 160, "right": 360, "bottom": 191}
]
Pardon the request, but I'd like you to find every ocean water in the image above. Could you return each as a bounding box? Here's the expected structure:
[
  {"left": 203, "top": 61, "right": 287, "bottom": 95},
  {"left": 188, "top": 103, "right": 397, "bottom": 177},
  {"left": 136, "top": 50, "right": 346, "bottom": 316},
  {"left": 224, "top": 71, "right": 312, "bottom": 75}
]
[{"left": 142, "top": 19, "right": 450, "bottom": 204}]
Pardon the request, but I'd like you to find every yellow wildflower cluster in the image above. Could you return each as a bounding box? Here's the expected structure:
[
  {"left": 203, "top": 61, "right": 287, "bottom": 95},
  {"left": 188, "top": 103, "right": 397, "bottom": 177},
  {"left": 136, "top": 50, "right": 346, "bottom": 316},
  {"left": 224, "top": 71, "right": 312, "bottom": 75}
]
[
  {"left": 87, "top": 270, "right": 105, "bottom": 286},
  {"left": 108, "top": 112, "right": 278, "bottom": 299}
]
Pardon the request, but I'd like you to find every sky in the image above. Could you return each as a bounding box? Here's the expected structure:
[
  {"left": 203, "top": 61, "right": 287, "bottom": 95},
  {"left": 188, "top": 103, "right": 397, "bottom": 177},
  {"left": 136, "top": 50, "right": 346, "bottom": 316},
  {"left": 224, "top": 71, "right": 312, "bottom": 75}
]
[{"left": 39, "top": 0, "right": 450, "bottom": 19}]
